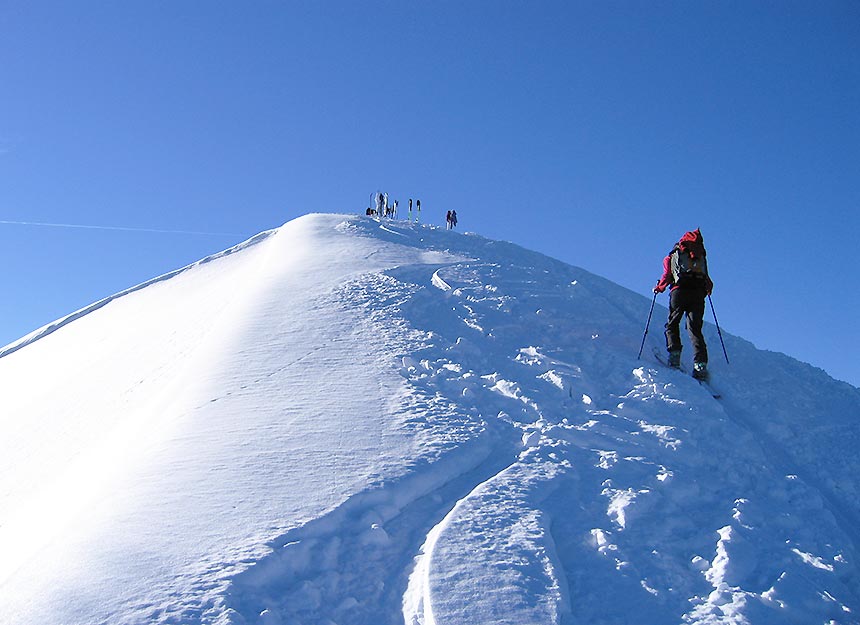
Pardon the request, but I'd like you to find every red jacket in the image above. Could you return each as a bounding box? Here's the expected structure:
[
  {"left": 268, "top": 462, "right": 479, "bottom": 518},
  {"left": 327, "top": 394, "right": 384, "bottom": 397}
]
[{"left": 655, "top": 254, "right": 677, "bottom": 293}]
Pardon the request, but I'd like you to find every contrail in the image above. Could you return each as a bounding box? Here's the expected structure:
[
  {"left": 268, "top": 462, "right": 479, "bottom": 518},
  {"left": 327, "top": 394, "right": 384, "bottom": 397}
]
[{"left": 0, "top": 219, "right": 241, "bottom": 237}]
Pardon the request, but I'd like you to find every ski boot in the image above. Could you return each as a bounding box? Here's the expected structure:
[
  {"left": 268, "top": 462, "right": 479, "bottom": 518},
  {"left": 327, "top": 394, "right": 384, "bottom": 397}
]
[
  {"left": 692, "top": 361, "right": 708, "bottom": 381},
  {"left": 668, "top": 350, "right": 681, "bottom": 369}
]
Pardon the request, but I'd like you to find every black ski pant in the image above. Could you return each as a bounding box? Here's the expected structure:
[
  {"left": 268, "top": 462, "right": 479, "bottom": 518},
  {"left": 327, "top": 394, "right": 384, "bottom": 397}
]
[{"left": 665, "top": 287, "right": 708, "bottom": 364}]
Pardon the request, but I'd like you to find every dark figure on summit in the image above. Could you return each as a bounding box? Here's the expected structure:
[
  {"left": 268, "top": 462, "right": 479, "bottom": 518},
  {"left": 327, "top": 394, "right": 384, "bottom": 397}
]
[{"left": 654, "top": 229, "right": 713, "bottom": 379}]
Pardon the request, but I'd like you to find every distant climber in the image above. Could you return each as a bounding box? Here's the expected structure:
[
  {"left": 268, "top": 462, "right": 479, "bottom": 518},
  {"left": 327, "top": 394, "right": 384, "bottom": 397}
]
[
  {"left": 446, "top": 210, "right": 458, "bottom": 230},
  {"left": 653, "top": 228, "right": 713, "bottom": 379}
]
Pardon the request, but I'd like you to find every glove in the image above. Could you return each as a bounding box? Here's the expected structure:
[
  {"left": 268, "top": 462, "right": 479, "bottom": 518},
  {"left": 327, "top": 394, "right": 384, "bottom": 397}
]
[{"left": 653, "top": 285, "right": 665, "bottom": 294}]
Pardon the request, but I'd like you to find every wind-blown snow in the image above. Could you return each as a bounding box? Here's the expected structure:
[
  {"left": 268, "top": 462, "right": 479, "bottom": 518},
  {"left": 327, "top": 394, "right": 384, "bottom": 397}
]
[{"left": 0, "top": 213, "right": 857, "bottom": 625}]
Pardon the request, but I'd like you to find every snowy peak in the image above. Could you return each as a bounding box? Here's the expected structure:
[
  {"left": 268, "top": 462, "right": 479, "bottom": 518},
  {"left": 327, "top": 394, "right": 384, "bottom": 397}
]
[{"left": 0, "top": 213, "right": 858, "bottom": 625}]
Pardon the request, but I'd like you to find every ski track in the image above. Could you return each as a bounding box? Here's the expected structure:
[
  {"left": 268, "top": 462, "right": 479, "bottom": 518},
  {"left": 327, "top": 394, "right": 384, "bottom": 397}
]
[
  {"left": 1, "top": 215, "right": 858, "bottom": 625},
  {"left": 222, "top": 218, "right": 859, "bottom": 625}
]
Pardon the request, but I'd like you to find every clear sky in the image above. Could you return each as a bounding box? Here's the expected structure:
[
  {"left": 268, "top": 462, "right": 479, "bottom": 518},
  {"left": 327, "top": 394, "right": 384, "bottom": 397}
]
[{"left": 1, "top": 1, "right": 858, "bottom": 387}]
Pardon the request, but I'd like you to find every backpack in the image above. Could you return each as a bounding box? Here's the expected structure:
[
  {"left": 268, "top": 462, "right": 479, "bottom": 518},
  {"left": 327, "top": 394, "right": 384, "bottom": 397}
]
[{"left": 670, "top": 229, "right": 708, "bottom": 286}]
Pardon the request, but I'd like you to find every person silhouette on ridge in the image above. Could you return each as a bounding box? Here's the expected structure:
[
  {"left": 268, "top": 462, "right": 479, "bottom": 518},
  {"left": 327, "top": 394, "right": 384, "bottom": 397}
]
[{"left": 653, "top": 228, "right": 713, "bottom": 379}]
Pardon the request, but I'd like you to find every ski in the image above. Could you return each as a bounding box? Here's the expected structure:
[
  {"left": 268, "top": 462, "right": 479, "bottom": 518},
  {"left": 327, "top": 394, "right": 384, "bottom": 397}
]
[
  {"left": 695, "top": 377, "right": 721, "bottom": 399},
  {"left": 651, "top": 347, "right": 720, "bottom": 399}
]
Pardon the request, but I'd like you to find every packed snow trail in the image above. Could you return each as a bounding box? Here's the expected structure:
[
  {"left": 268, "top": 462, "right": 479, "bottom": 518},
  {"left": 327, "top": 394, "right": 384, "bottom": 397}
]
[
  {"left": 0, "top": 214, "right": 858, "bottom": 625},
  {"left": 0, "top": 215, "right": 497, "bottom": 624},
  {"left": 371, "top": 223, "right": 859, "bottom": 625}
]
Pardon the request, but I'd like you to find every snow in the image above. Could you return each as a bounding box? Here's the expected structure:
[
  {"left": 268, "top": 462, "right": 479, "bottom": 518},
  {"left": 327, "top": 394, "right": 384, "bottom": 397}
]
[{"left": 0, "top": 213, "right": 858, "bottom": 625}]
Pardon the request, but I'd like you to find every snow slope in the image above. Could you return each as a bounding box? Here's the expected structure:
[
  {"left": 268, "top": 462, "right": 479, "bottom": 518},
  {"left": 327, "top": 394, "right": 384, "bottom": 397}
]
[{"left": 0, "top": 213, "right": 857, "bottom": 625}]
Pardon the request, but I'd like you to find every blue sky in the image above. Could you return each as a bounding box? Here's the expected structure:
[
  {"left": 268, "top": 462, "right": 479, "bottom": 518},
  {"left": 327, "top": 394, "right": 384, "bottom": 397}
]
[{"left": 1, "top": 1, "right": 858, "bottom": 387}]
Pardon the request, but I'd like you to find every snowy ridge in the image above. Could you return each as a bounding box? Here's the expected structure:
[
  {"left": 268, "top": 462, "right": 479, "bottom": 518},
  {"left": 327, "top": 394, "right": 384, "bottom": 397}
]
[
  {"left": 0, "top": 228, "right": 277, "bottom": 360},
  {"left": 0, "top": 214, "right": 858, "bottom": 625}
]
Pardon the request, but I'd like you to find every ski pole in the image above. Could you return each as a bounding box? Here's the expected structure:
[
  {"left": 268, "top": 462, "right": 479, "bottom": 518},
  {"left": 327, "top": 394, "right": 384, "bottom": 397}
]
[
  {"left": 637, "top": 292, "right": 658, "bottom": 360},
  {"left": 708, "top": 294, "right": 729, "bottom": 364}
]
